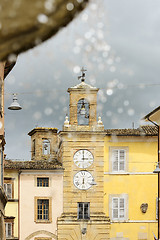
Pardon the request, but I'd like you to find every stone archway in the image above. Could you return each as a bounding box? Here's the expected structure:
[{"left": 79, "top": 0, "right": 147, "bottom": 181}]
[{"left": 25, "top": 230, "right": 57, "bottom": 240}]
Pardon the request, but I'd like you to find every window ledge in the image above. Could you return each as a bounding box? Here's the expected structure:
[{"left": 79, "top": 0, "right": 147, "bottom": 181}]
[
  {"left": 108, "top": 172, "right": 129, "bottom": 175},
  {"left": 111, "top": 219, "right": 128, "bottom": 223},
  {"left": 77, "top": 219, "right": 90, "bottom": 221},
  {"left": 35, "top": 220, "right": 52, "bottom": 224}
]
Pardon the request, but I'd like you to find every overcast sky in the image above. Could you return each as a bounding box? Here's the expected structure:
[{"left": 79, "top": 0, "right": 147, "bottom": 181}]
[{"left": 4, "top": 0, "right": 160, "bottom": 160}]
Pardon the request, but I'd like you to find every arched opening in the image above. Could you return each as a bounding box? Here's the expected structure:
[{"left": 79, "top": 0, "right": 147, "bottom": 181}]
[
  {"left": 25, "top": 230, "right": 57, "bottom": 240},
  {"left": 42, "top": 139, "right": 50, "bottom": 155},
  {"left": 77, "top": 98, "right": 89, "bottom": 125}
]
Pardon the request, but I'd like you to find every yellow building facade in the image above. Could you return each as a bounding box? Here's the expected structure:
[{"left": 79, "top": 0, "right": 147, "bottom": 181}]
[{"left": 104, "top": 126, "right": 158, "bottom": 240}]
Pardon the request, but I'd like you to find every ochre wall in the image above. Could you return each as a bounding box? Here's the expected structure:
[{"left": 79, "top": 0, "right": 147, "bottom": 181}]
[{"left": 104, "top": 135, "right": 158, "bottom": 240}]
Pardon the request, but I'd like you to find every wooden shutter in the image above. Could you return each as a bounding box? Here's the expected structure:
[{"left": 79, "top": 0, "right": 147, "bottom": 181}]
[
  {"left": 119, "top": 198, "right": 125, "bottom": 219},
  {"left": 112, "top": 197, "right": 119, "bottom": 219},
  {"left": 119, "top": 150, "right": 125, "bottom": 171},
  {"left": 5, "top": 223, "right": 12, "bottom": 237},
  {"left": 7, "top": 184, "right": 12, "bottom": 199},
  {"left": 112, "top": 149, "right": 126, "bottom": 172},
  {"left": 4, "top": 183, "right": 12, "bottom": 199},
  {"left": 112, "top": 150, "right": 118, "bottom": 171}
]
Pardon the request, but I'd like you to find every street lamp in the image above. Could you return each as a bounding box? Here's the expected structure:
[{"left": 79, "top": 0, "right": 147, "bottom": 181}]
[
  {"left": 154, "top": 163, "right": 160, "bottom": 174},
  {"left": 8, "top": 94, "right": 22, "bottom": 110},
  {"left": 89, "top": 178, "right": 97, "bottom": 186}
]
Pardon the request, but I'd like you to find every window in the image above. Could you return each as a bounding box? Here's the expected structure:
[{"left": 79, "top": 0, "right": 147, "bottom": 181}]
[
  {"left": 37, "top": 199, "right": 49, "bottom": 220},
  {"left": 110, "top": 148, "right": 127, "bottom": 172},
  {"left": 4, "top": 183, "right": 12, "bottom": 199},
  {"left": 77, "top": 98, "right": 89, "bottom": 125},
  {"left": 5, "top": 217, "right": 14, "bottom": 238},
  {"left": 109, "top": 194, "right": 128, "bottom": 221},
  {"left": 112, "top": 197, "right": 125, "bottom": 220},
  {"left": 5, "top": 222, "right": 12, "bottom": 238},
  {"left": 42, "top": 139, "right": 50, "bottom": 155},
  {"left": 37, "top": 177, "right": 49, "bottom": 187},
  {"left": 4, "top": 178, "right": 14, "bottom": 199},
  {"left": 35, "top": 197, "right": 52, "bottom": 223},
  {"left": 78, "top": 202, "right": 90, "bottom": 220}
]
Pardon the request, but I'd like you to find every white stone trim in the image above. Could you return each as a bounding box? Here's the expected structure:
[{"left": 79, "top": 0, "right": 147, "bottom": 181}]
[
  {"left": 20, "top": 170, "right": 63, "bottom": 175},
  {"left": 111, "top": 220, "right": 157, "bottom": 223},
  {"left": 104, "top": 172, "right": 155, "bottom": 175}
]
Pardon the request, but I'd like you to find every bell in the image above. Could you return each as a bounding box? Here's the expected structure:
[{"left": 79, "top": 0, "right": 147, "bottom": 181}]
[
  {"left": 80, "top": 102, "right": 86, "bottom": 115},
  {"left": 8, "top": 94, "right": 22, "bottom": 110},
  {"left": 44, "top": 144, "right": 48, "bottom": 150},
  {"left": 153, "top": 163, "right": 160, "bottom": 173}
]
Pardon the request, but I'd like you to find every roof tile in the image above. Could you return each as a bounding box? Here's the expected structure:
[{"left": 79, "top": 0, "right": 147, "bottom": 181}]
[
  {"left": 4, "top": 159, "right": 63, "bottom": 170},
  {"left": 105, "top": 125, "right": 158, "bottom": 136}
]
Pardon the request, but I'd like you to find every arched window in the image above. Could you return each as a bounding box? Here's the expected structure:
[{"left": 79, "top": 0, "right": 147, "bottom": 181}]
[
  {"left": 42, "top": 139, "right": 50, "bottom": 155},
  {"left": 77, "top": 98, "right": 89, "bottom": 125}
]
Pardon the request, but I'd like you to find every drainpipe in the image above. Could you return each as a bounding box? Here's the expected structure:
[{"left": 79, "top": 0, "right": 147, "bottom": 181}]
[
  {"left": 18, "top": 170, "right": 21, "bottom": 240},
  {"left": 147, "top": 117, "right": 159, "bottom": 240}
]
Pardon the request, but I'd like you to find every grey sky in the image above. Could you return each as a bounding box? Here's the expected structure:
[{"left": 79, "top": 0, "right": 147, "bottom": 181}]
[{"left": 4, "top": 0, "right": 160, "bottom": 160}]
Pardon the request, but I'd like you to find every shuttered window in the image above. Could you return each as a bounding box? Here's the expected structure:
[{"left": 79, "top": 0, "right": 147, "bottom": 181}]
[
  {"left": 4, "top": 183, "right": 12, "bottom": 199},
  {"left": 112, "top": 149, "right": 126, "bottom": 172},
  {"left": 5, "top": 222, "right": 12, "bottom": 238},
  {"left": 112, "top": 197, "right": 125, "bottom": 220}
]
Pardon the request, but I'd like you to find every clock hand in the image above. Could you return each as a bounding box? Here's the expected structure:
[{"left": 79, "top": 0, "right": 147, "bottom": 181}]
[{"left": 82, "top": 178, "right": 85, "bottom": 184}]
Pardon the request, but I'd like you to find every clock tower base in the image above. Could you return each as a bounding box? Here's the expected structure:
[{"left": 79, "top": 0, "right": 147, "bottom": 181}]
[{"left": 57, "top": 213, "right": 110, "bottom": 240}]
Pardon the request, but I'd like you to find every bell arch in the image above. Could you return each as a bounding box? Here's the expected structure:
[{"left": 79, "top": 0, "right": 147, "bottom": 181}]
[
  {"left": 42, "top": 139, "right": 50, "bottom": 155},
  {"left": 77, "top": 98, "right": 89, "bottom": 125}
]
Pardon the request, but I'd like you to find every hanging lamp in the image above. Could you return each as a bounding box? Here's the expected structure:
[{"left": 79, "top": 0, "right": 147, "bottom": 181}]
[{"left": 8, "top": 94, "right": 22, "bottom": 110}]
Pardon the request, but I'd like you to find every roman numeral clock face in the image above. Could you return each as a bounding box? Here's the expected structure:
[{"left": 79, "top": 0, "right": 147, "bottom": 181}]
[
  {"left": 73, "top": 171, "right": 93, "bottom": 190},
  {"left": 73, "top": 149, "right": 94, "bottom": 168}
]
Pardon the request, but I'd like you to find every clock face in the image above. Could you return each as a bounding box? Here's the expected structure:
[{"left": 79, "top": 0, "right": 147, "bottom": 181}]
[
  {"left": 73, "top": 149, "right": 94, "bottom": 168},
  {"left": 73, "top": 171, "right": 93, "bottom": 190}
]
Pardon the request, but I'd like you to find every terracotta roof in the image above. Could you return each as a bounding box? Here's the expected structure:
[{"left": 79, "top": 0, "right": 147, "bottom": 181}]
[
  {"left": 4, "top": 159, "right": 63, "bottom": 170},
  {"left": 105, "top": 125, "right": 158, "bottom": 136},
  {"left": 4, "top": 61, "right": 16, "bottom": 79},
  {"left": 28, "top": 127, "right": 58, "bottom": 136}
]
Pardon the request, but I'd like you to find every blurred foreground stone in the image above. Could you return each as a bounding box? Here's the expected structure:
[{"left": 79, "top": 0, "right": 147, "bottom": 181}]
[{"left": 0, "top": 0, "right": 89, "bottom": 61}]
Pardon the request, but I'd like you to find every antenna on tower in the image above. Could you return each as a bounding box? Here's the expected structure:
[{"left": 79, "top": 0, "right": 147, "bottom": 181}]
[{"left": 78, "top": 67, "right": 87, "bottom": 82}]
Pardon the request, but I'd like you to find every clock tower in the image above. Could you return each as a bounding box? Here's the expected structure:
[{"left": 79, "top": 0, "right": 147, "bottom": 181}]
[{"left": 57, "top": 69, "right": 110, "bottom": 240}]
